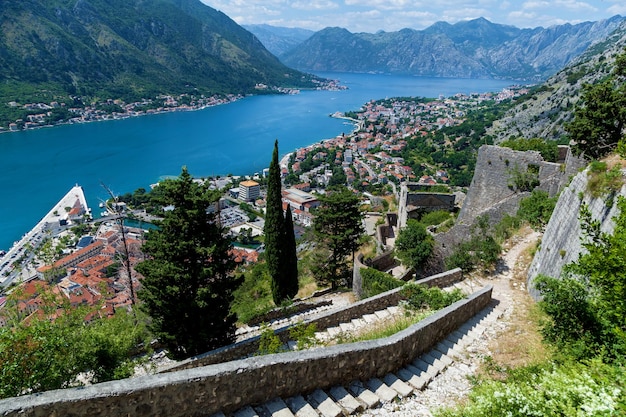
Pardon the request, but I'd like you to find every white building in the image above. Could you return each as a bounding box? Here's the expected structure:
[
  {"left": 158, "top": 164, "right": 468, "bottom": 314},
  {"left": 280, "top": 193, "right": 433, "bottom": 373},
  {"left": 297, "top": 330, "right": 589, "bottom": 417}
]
[{"left": 239, "top": 180, "right": 260, "bottom": 202}]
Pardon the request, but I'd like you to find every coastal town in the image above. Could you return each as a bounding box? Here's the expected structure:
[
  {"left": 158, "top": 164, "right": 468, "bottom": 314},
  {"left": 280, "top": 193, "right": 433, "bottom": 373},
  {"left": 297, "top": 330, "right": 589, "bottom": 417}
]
[
  {"left": 0, "top": 79, "right": 346, "bottom": 133},
  {"left": 0, "top": 84, "right": 530, "bottom": 326}
]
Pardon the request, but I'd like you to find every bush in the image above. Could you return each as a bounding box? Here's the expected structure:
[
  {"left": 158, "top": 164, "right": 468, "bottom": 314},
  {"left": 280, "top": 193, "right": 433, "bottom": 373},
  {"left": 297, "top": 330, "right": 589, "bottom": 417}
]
[
  {"left": 360, "top": 267, "right": 404, "bottom": 298},
  {"left": 517, "top": 190, "right": 557, "bottom": 231},
  {"left": 445, "top": 217, "right": 501, "bottom": 273},
  {"left": 420, "top": 210, "right": 452, "bottom": 227},
  {"left": 256, "top": 324, "right": 284, "bottom": 355},
  {"left": 437, "top": 359, "right": 625, "bottom": 417},
  {"left": 401, "top": 283, "right": 464, "bottom": 311}
]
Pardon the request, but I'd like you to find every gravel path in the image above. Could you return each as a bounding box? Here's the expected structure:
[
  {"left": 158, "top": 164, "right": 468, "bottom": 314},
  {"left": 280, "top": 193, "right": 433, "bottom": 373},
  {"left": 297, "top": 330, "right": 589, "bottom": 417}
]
[{"left": 359, "top": 229, "right": 542, "bottom": 416}]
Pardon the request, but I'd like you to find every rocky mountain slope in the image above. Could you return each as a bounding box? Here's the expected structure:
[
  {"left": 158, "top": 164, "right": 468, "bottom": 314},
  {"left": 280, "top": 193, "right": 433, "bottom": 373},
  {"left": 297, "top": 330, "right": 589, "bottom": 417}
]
[
  {"left": 243, "top": 24, "right": 314, "bottom": 57},
  {"left": 279, "top": 16, "right": 624, "bottom": 81},
  {"left": 487, "top": 21, "right": 626, "bottom": 142},
  {"left": 0, "top": 0, "right": 318, "bottom": 103}
]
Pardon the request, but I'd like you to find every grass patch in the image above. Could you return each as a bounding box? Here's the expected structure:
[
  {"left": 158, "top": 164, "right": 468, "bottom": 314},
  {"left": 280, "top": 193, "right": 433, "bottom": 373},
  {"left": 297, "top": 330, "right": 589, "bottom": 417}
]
[
  {"left": 338, "top": 310, "right": 433, "bottom": 343},
  {"left": 586, "top": 160, "right": 623, "bottom": 198}
]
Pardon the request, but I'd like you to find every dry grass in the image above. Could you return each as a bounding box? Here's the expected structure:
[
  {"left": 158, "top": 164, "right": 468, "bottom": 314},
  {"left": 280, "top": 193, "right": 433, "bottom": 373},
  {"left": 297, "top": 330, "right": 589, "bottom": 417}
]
[{"left": 478, "top": 228, "right": 552, "bottom": 379}]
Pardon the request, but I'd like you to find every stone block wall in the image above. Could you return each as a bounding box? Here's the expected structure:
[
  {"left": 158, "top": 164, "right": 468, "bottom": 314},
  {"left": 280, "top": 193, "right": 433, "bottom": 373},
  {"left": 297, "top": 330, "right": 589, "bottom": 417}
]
[
  {"left": 415, "top": 268, "right": 463, "bottom": 288},
  {"left": 527, "top": 168, "right": 626, "bottom": 298},
  {"left": 0, "top": 286, "right": 492, "bottom": 417},
  {"left": 167, "top": 279, "right": 413, "bottom": 370}
]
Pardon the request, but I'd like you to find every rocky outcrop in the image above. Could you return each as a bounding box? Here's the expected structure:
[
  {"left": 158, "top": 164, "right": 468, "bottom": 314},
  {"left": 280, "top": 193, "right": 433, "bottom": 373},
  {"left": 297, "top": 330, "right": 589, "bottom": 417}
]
[{"left": 527, "top": 166, "right": 626, "bottom": 298}]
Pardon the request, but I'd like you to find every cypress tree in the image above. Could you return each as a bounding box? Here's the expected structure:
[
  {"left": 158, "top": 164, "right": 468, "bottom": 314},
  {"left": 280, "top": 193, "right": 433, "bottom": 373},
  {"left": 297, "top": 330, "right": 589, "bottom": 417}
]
[
  {"left": 265, "top": 140, "right": 293, "bottom": 304},
  {"left": 282, "top": 204, "right": 299, "bottom": 299}
]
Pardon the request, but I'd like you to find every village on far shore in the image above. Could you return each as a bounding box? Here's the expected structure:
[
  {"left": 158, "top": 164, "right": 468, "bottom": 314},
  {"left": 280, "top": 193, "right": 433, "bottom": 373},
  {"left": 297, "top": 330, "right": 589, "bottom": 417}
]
[
  {"left": 0, "top": 84, "right": 529, "bottom": 327},
  {"left": 0, "top": 78, "right": 345, "bottom": 133}
]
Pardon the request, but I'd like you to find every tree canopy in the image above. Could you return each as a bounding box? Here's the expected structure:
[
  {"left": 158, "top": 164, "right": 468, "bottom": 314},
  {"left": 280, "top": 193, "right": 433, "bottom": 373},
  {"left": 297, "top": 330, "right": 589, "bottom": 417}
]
[
  {"left": 312, "top": 185, "right": 364, "bottom": 289},
  {"left": 567, "top": 49, "right": 626, "bottom": 159},
  {"left": 136, "top": 167, "right": 240, "bottom": 359},
  {"left": 395, "top": 219, "right": 435, "bottom": 270}
]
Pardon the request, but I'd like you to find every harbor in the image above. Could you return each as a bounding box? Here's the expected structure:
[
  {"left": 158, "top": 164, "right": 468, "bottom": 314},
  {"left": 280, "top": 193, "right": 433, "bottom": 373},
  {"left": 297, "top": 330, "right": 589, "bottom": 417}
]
[{"left": 0, "top": 185, "right": 90, "bottom": 288}]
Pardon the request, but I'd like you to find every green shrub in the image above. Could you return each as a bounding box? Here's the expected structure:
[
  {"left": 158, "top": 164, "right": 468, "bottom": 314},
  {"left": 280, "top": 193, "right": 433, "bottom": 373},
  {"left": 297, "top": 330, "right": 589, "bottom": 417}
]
[
  {"left": 288, "top": 322, "right": 318, "bottom": 350},
  {"left": 420, "top": 210, "right": 452, "bottom": 227},
  {"left": 360, "top": 267, "right": 404, "bottom": 298},
  {"left": 586, "top": 163, "right": 623, "bottom": 198},
  {"left": 257, "top": 324, "right": 284, "bottom": 355},
  {"left": 401, "top": 283, "right": 464, "bottom": 311},
  {"left": 517, "top": 189, "right": 558, "bottom": 231},
  {"left": 232, "top": 263, "right": 274, "bottom": 324},
  {"left": 437, "top": 359, "right": 625, "bottom": 417}
]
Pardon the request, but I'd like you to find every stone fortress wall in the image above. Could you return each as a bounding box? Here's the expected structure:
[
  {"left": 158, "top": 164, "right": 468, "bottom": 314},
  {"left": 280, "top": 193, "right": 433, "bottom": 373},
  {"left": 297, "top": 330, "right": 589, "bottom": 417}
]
[
  {"left": 527, "top": 166, "right": 626, "bottom": 298},
  {"left": 0, "top": 269, "right": 490, "bottom": 417},
  {"left": 435, "top": 144, "right": 586, "bottom": 260}
]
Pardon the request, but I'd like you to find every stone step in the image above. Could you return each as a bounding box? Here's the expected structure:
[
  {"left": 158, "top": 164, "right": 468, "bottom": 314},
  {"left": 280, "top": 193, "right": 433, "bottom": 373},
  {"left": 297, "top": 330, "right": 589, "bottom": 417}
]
[
  {"left": 422, "top": 352, "right": 447, "bottom": 373},
  {"left": 412, "top": 358, "right": 440, "bottom": 381},
  {"left": 366, "top": 378, "right": 398, "bottom": 402},
  {"left": 348, "top": 380, "right": 380, "bottom": 409},
  {"left": 386, "top": 305, "right": 401, "bottom": 315},
  {"left": 382, "top": 373, "right": 413, "bottom": 397},
  {"left": 339, "top": 322, "right": 353, "bottom": 333},
  {"left": 374, "top": 309, "right": 390, "bottom": 320},
  {"left": 329, "top": 385, "right": 363, "bottom": 415},
  {"left": 396, "top": 366, "right": 428, "bottom": 391},
  {"left": 351, "top": 318, "right": 366, "bottom": 328},
  {"left": 428, "top": 348, "right": 454, "bottom": 367},
  {"left": 326, "top": 326, "right": 341, "bottom": 337},
  {"left": 308, "top": 389, "right": 343, "bottom": 417},
  {"left": 233, "top": 406, "right": 259, "bottom": 417},
  {"left": 285, "top": 396, "right": 319, "bottom": 417},
  {"left": 265, "top": 398, "right": 295, "bottom": 417},
  {"left": 362, "top": 313, "right": 378, "bottom": 324}
]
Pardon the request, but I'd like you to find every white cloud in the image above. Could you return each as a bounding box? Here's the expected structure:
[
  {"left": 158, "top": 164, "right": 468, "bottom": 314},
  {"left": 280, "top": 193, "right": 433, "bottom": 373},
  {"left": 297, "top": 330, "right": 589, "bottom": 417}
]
[
  {"left": 291, "top": 1, "right": 339, "bottom": 11},
  {"left": 202, "top": 0, "right": 622, "bottom": 32},
  {"left": 607, "top": 4, "right": 626, "bottom": 15}
]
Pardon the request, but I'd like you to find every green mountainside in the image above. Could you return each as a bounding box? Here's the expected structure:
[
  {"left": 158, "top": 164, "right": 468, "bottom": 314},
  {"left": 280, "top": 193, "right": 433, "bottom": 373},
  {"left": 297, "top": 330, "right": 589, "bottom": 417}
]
[{"left": 0, "top": 0, "right": 319, "bottom": 122}]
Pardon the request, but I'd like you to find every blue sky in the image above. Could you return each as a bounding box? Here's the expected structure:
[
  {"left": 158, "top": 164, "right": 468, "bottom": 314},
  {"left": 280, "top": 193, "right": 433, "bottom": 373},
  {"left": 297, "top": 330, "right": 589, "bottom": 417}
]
[{"left": 201, "top": 0, "right": 626, "bottom": 33}]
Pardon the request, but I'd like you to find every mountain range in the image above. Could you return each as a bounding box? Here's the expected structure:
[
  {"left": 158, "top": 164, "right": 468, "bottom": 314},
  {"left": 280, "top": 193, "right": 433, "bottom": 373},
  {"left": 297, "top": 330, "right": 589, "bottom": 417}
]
[
  {"left": 488, "top": 20, "right": 626, "bottom": 142},
  {"left": 248, "top": 16, "right": 625, "bottom": 81},
  {"left": 0, "top": 0, "right": 318, "bottom": 105}
]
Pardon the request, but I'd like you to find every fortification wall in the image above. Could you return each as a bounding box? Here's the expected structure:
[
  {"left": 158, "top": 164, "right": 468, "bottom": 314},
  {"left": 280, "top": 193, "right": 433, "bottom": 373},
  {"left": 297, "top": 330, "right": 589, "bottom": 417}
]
[
  {"left": 527, "top": 168, "right": 626, "bottom": 298},
  {"left": 436, "top": 145, "right": 584, "bottom": 260},
  {"left": 0, "top": 286, "right": 492, "bottom": 417}
]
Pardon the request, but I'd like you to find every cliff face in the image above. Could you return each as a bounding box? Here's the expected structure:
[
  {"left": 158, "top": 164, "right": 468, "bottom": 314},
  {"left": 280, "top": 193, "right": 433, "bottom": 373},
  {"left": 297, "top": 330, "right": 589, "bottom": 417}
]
[{"left": 527, "top": 167, "right": 626, "bottom": 298}]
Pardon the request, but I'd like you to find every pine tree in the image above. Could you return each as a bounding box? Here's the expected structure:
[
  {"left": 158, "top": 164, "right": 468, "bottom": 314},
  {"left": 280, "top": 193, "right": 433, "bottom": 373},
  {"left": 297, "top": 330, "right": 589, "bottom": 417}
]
[
  {"left": 136, "top": 168, "right": 239, "bottom": 360},
  {"left": 312, "top": 185, "right": 364, "bottom": 289}
]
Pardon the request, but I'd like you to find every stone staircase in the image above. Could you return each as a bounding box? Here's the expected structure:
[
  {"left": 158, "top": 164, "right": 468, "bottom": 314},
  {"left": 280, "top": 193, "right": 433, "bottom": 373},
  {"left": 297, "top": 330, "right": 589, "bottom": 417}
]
[
  {"left": 236, "top": 304, "right": 338, "bottom": 342},
  {"left": 210, "top": 301, "right": 499, "bottom": 417}
]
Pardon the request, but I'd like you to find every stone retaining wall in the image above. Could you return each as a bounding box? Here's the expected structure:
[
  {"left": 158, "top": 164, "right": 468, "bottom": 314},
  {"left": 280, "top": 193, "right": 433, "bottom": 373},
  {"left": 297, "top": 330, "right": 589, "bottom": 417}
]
[
  {"left": 416, "top": 268, "right": 463, "bottom": 288},
  {"left": 165, "top": 276, "right": 415, "bottom": 370},
  {"left": 0, "top": 286, "right": 492, "bottom": 417}
]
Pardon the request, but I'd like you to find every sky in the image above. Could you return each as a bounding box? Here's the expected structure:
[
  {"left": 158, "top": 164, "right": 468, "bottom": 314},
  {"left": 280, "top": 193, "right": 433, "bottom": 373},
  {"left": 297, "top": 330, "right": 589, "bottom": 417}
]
[{"left": 201, "top": 0, "right": 626, "bottom": 33}]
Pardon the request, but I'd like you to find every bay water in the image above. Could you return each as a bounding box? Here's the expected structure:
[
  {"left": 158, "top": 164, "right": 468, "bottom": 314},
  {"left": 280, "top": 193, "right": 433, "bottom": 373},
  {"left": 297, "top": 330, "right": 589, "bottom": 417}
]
[{"left": 0, "top": 72, "right": 520, "bottom": 250}]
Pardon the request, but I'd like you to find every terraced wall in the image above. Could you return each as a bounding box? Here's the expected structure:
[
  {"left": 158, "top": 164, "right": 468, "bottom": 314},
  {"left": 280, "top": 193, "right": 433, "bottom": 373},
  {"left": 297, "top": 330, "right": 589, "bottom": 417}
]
[{"left": 0, "top": 285, "right": 492, "bottom": 417}]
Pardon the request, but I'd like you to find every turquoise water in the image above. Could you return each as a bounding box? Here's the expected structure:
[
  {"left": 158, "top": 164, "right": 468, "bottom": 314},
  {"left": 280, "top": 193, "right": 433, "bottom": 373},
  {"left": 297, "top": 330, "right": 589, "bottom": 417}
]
[{"left": 0, "top": 72, "right": 519, "bottom": 250}]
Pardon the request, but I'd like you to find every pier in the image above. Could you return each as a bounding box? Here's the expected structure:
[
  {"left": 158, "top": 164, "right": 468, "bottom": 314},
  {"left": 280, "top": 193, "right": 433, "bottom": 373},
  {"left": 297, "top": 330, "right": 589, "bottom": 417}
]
[{"left": 0, "top": 185, "right": 90, "bottom": 288}]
